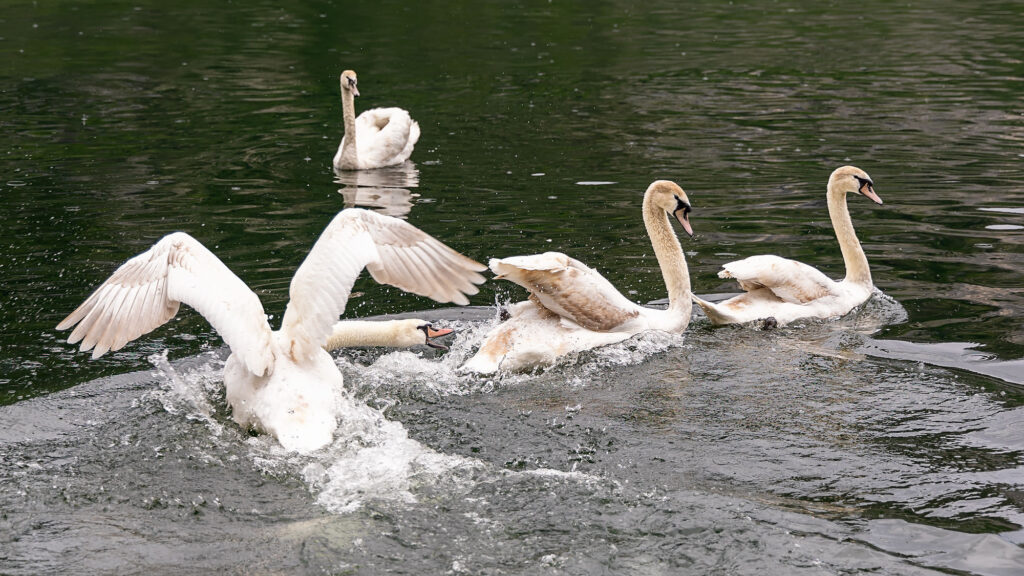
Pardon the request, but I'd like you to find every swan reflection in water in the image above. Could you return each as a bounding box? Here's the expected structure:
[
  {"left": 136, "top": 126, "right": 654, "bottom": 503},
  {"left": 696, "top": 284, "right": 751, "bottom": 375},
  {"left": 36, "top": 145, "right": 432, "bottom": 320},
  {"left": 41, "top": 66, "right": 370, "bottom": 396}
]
[
  {"left": 333, "top": 161, "right": 419, "bottom": 188},
  {"left": 338, "top": 187, "right": 419, "bottom": 219},
  {"left": 334, "top": 161, "right": 421, "bottom": 219}
]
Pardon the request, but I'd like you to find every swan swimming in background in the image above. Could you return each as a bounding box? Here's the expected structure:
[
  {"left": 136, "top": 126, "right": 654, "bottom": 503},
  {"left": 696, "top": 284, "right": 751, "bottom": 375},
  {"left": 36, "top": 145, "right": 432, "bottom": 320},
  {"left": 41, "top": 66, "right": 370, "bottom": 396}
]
[
  {"left": 462, "top": 180, "right": 695, "bottom": 374},
  {"left": 57, "top": 209, "right": 485, "bottom": 453},
  {"left": 333, "top": 69, "right": 420, "bottom": 171},
  {"left": 693, "top": 166, "right": 883, "bottom": 327}
]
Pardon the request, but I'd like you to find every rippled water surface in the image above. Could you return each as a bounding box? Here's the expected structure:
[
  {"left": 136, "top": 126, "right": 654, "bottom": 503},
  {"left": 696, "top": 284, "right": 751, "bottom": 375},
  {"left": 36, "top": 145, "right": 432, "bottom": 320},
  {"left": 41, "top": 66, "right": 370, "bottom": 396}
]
[{"left": 1, "top": 0, "right": 1022, "bottom": 574}]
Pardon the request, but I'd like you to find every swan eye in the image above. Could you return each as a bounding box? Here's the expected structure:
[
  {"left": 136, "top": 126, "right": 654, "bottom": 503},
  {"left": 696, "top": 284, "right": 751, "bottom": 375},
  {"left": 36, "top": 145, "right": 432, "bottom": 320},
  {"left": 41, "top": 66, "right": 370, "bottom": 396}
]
[
  {"left": 347, "top": 77, "right": 357, "bottom": 88},
  {"left": 852, "top": 175, "right": 874, "bottom": 193},
  {"left": 673, "top": 196, "right": 691, "bottom": 217}
]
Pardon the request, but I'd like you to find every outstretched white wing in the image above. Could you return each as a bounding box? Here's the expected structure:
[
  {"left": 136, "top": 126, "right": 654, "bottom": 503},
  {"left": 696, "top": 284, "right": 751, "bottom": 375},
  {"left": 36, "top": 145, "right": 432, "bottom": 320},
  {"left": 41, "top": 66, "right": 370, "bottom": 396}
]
[
  {"left": 280, "top": 209, "right": 486, "bottom": 359},
  {"left": 57, "top": 232, "right": 274, "bottom": 376},
  {"left": 719, "top": 254, "right": 838, "bottom": 304}
]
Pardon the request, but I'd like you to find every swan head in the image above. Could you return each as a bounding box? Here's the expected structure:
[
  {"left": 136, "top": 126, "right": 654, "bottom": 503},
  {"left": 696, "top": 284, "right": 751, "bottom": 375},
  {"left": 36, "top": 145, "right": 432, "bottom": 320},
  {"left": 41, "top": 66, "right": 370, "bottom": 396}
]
[
  {"left": 340, "top": 70, "right": 360, "bottom": 97},
  {"left": 829, "top": 166, "right": 882, "bottom": 205},
  {"left": 388, "top": 318, "right": 455, "bottom": 350},
  {"left": 646, "top": 180, "right": 694, "bottom": 236}
]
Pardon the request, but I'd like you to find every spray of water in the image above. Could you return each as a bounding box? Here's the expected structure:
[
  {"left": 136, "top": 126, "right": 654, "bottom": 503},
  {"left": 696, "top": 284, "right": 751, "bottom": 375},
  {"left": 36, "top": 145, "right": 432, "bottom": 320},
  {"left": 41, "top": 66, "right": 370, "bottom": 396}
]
[{"left": 138, "top": 299, "right": 718, "bottom": 515}]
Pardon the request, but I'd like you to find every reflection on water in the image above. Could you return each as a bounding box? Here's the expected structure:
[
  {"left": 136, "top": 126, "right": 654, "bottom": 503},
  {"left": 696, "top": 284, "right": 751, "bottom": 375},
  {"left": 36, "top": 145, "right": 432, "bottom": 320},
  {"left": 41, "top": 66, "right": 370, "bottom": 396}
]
[
  {"left": 860, "top": 339, "right": 1024, "bottom": 388},
  {"left": 334, "top": 162, "right": 421, "bottom": 217},
  {"left": 332, "top": 162, "right": 420, "bottom": 189},
  {"left": 338, "top": 186, "right": 419, "bottom": 218}
]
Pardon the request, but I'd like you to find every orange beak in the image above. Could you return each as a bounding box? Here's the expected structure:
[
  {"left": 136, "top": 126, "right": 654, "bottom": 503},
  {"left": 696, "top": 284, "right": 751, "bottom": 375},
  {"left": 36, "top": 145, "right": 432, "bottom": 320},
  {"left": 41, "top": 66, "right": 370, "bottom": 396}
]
[
  {"left": 423, "top": 325, "right": 455, "bottom": 350},
  {"left": 673, "top": 209, "right": 694, "bottom": 236},
  {"left": 861, "top": 183, "right": 883, "bottom": 205},
  {"left": 427, "top": 326, "right": 454, "bottom": 339}
]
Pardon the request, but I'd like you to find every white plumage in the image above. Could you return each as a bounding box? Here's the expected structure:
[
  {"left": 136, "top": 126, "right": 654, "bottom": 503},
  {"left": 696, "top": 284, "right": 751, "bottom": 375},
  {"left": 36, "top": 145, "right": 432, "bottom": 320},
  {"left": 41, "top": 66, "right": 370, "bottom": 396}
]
[
  {"left": 58, "top": 209, "right": 485, "bottom": 453},
  {"left": 693, "top": 165, "right": 883, "bottom": 326},
  {"left": 462, "top": 181, "right": 696, "bottom": 374},
  {"left": 333, "top": 70, "right": 420, "bottom": 171}
]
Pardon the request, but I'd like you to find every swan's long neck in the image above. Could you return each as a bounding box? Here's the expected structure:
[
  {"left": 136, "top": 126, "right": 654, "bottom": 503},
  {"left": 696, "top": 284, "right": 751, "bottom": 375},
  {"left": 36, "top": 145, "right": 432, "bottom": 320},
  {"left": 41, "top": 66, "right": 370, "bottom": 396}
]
[
  {"left": 827, "top": 184, "right": 872, "bottom": 286},
  {"left": 642, "top": 193, "right": 691, "bottom": 314},
  {"left": 339, "top": 87, "right": 358, "bottom": 168},
  {"left": 325, "top": 320, "right": 414, "bottom": 351}
]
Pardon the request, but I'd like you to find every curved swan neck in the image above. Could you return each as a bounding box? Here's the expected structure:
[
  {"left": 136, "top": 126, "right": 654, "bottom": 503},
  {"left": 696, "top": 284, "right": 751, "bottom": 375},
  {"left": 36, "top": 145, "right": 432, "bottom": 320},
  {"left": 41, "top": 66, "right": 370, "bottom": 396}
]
[
  {"left": 325, "top": 320, "right": 417, "bottom": 350},
  {"left": 340, "top": 87, "right": 358, "bottom": 168},
  {"left": 642, "top": 192, "right": 691, "bottom": 312},
  {"left": 826, "top": 183, "right": 872, "bottom": 286}
]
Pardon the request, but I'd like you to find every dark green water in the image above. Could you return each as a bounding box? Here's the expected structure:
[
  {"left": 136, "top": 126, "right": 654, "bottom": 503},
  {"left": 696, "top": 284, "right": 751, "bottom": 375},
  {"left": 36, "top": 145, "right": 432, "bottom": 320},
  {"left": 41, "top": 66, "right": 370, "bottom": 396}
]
[{"left": 2, "top": 1, "right": 1023, "bottom": 574}]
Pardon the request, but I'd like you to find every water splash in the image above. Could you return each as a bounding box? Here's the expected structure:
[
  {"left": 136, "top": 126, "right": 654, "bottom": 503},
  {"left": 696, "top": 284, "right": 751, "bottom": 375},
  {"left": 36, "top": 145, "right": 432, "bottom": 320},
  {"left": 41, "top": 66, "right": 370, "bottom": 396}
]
[
  {"left": 144, "top": 348, "right": 485, "bottom": 513},
  {"left": 141, "top": 327, "right": 638, "bottom": 515},
  {"left": 146, "top": 350, "right": 226, "bottom": 437},
  {"left": 337, "top": 313, "right": 690, "bottom": 402},
  {"left": 837, "top": 288, "right": 910, "bottom": 333},
  {"left": 587, "top": 330, "right": 687, "bottom": 368}
]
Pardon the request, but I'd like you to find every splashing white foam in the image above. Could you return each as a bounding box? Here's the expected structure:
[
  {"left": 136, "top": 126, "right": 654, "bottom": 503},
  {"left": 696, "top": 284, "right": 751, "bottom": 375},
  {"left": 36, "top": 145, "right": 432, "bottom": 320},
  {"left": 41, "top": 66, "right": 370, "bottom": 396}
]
[
  {"left": 336, "top": 314, "right": 689, "bottom": 401},
  {"left": 298, "top": 392, "right": 483, "bottom": 513},
  {"left": 793, "top": 288, "right": 909, "bottom": 336},
  {"left": 861, "top": 288, "right": 910, "bottom": 326},
  {"left": 587, "top": 329, "right": 687, "bottom": 368},
  {"left": 147, "top": 350, "right": 227, "bottom": 437},
  {"left": 141, "top": 314, "right": 650, "bottom": 515},
  {"left": 146, "top": 349, "right": 484, "bottom": 513}
]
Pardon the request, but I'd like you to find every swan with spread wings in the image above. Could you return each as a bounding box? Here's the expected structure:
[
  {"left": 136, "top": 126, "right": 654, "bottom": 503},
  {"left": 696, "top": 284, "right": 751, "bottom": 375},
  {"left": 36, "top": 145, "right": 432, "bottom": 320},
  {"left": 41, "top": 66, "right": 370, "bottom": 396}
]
[{"left": 58, "top": 209, "right": 485, "bottom": 453}]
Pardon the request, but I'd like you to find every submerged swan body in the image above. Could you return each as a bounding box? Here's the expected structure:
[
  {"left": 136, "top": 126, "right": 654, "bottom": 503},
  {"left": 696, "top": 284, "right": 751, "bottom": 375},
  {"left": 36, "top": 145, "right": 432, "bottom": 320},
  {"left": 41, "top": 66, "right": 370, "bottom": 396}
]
[
  {"left": 462, "top": 180, "right": 695, "bottom": 374},
  {"left": 58, "top": 209, "right": 485, "bottom": 453},
  {"left": 693, "top": 166, "right": 883, "bottom": 327},
  {"left": 333, "top": 69, "right": 420, "bottom": 171}
]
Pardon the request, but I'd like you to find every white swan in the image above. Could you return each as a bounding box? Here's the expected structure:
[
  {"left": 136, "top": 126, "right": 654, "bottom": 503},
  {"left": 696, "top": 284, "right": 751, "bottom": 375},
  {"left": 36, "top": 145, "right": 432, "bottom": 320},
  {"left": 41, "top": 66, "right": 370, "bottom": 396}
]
[
  {"left": 462, "top": 180, "right": 695, "bottom": 374},
  {"left": 57, "top": 209, "right": 485, "bottom": 453},
  {"left": 693, "top": 165, "right": 883, "bottom": 327},
  {"left": 333, "top": 70, "right": 420, "bottom": 171}
]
